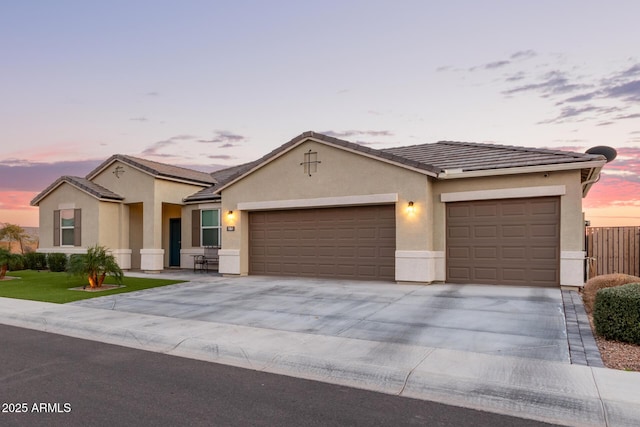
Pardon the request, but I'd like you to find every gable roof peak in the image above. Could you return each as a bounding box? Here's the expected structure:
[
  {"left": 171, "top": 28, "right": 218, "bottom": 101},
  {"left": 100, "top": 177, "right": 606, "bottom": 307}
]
[
  {"left": 30, "top": 175, "right": 124, "bottom": 206},
  {"left": 86, "top": 154, "right": 215, "bottom": 185}
]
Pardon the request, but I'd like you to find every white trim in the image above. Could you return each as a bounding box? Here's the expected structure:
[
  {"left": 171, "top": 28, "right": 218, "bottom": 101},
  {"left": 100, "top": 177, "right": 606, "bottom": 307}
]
[
  {"left": 438, "top": 160, "right": 606, "bottom": 179},
  {"left": 395, "top": 251, "right": 445, "bottom": 283},
  {"left": 440, "top": 185, "right": 566, "bottom": 203},
  {"left": 36, "top": 247, "right": 87, "bottom": 255},
  {"left": 197, "top": 202, "right": 221, "bottom": 209},
  {"left": 561, "top": 251, "right": 586, "bottom": 287},
  {"left": 219, "top": 249, "right": 241, "bottom": 275},
  {"left": 238, "top": 193, "right": 399, "bottom": 211},
  {"left": 140, "top": 249, "right": 164, "bottom": 272},
  {"left": 111, "top": 249, "right": 132, "bottom": 270}
]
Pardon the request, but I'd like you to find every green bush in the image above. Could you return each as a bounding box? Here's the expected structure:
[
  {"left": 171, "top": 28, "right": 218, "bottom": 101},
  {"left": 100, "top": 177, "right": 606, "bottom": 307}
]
[
  {"left": 24, "top": 252, "right": 47, "bottom": 270},
  {"left": 47, "top": 253, "right": 68, "bottom": 272},
  {"left": 593, "top": 283, "right": 640, "bottom": 345},
  {"left": 7, "top": 254, "right": 25, "bottom": 271}
]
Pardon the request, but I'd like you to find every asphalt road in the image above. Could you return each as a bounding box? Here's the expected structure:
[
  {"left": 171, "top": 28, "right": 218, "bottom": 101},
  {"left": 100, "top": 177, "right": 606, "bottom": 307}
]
[{"left": 0, "top": 324, "right": 559, "bottom": 427}]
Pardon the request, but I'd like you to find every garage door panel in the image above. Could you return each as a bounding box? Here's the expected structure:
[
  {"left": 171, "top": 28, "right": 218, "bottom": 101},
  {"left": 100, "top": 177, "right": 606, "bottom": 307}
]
[
  {"left": 448, "top": 247, "right": 470, "bottom": 258},
  {"left": 531, "top": 224, "right": 558, "bottom": 237},
  {"left": 501, "top": 203, "right": 526, "bottom": 216},
  {"left": 250, "top": 205, "right": 395, "bottom": 281},
  {"left": 474, "top": 247, "right": 498, "bottom": 259},
  {"left": 475, "top": 268, "right": 498, "bottom": 280},
  {"left": 448, "top": 226, "right": 471, "bottom": 238},
  {"left": 531, "top": 200, "right": 559, "bottom": 215},
  {"left": 474, "top": 205, "right": 498, "bottom": 217},
  {"left": 448, "top": 205, "right": 471, "bottom": 218},
  {"left": 474, "top": 226, "right": 498, "bottom": 238},
  {"left": 503, "top": 269, "right": 526, "bottom": 281},
  {"left": 502, "top": 225, "right": 526, "bottom": 238},
  {"left": 532, "top": 247, "right": 558, "bottom": 260},
  {"left": 447, "top": 197, "right": 559, "bottom": 287},
  {"left": 502, "top": 247, "right": 526, "bottom": 260}
]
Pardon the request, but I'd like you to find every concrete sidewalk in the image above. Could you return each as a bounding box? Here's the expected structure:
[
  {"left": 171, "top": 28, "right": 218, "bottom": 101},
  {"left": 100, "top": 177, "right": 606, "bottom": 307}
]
[{"left": 0, "top": 285, "right": 639, "bottom": 426}]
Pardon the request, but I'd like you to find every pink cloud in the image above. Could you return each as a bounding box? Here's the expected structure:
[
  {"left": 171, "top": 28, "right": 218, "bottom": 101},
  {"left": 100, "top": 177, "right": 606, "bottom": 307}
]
[
  {"left": 0, "top": 191, "right": 39, "bottom": 227},
  {"left": 584, "top": 175, "right": 640, "bottom": 208}
]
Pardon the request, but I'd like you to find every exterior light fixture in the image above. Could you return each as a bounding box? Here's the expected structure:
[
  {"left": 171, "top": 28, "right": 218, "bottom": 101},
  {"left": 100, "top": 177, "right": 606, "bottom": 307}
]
[
  {"left": 407, "top": 201, "right": 415, "bottom": 214},
  {"left": 227, "top": 210, "right": 234, "bottom": 217}
]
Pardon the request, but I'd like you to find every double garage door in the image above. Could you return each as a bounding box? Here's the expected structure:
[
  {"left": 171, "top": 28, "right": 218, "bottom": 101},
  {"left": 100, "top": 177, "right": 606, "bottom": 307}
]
[
  {"left": 247, "top": 197, "right": 559, "bottom": 286},
  {"left": 446, "top": 197, "right": 560, "bottom": 287},
  {"left": 249, "top": 205, "right": 395, "bottom": 281}
]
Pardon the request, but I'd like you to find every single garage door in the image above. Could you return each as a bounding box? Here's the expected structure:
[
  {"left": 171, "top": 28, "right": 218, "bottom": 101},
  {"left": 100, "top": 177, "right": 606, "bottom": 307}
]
[
  {"left": 249, "top": 205, "right": 396, "bottom": 280},
  {"left": 446, "top": 197, "right": 560, "bottom": 287}
]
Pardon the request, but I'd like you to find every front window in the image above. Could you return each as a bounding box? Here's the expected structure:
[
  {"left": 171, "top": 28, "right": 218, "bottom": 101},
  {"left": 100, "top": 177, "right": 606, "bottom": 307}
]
[
  {"left": 201, "top": 209, "right": 220, "bottom": 247},
  {"left": 60, "top": 209, "right": 75, "bottom": 246}
]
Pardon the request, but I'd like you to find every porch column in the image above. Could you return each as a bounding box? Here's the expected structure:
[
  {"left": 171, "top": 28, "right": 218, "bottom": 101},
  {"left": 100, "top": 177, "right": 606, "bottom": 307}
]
[{"left": 141, "top": 200, "right": 164, "bottom": 272}]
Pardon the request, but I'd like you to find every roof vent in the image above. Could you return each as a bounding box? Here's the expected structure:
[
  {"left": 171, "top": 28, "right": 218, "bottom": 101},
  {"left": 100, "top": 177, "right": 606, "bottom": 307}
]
[{"left": 586, "top": 146, "right": 617, "bottom": 163}]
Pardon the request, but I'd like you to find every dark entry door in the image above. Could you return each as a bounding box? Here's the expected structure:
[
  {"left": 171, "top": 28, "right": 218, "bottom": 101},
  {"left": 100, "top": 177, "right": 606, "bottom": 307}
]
[{"left": 169, "top": 218, "right": 181, "bottom": 267}]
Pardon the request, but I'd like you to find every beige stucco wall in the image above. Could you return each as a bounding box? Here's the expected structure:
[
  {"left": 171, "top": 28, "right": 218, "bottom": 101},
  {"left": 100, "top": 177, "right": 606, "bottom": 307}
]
[
  {"left": 36, "top": 182, "right": 127, "bottom": 253},
  {"left": 219, "top": 139, "right": 433, "bottom": 275},
  {"left": 92, "top": 161, "right": 206, "bottom": 250}
]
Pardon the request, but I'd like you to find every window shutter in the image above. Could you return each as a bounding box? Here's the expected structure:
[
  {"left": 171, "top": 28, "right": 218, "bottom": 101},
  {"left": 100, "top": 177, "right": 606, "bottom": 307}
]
[
  {"left": 192, "top": 209, "right": 201, "bottom": 247},
  {"left": 74, "top": 209, "right": 82, "bottom": 246},
  {"left": 53, "top": 210, "right": 60, "bottom": 246}
]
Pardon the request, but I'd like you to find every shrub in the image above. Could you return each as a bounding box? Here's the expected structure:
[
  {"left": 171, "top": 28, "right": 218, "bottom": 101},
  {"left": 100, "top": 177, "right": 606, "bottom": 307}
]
[
  {"left": 24, "top": 252, "right": 47, "bottom": 270},
  {"left": 47, "top": 253, "right": 68, "bottom": 272},
  {"left": 7, "top": 254, "right": 25, "bottom": 271},
  {"left": 593, "top": 283, "right": 640, "bottom": 345},
  {"left": 582, "top": 273, "right": 640, "bottom": 313}
]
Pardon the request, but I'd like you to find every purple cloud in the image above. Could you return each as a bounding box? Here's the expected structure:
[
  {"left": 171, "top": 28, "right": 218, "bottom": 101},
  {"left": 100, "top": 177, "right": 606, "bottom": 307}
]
[{"left": 199, "top": 130, "right": 247, "bottom": 144}]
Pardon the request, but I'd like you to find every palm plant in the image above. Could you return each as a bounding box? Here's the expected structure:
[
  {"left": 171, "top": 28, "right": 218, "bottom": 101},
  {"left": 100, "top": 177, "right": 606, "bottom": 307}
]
[{"left": 68, "top": 245, "right": 123, "bottom": 288}]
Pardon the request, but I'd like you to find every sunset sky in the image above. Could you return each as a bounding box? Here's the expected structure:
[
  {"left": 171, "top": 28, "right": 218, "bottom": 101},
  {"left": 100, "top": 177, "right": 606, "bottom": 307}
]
[{"left": 1, "top": 1, "right": 639, "bottom": 228}]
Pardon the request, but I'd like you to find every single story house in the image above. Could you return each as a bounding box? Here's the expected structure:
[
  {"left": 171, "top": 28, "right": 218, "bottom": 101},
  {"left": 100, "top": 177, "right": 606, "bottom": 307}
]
[{"left": 31, "top": 131, "right": 608, "bottom": 287}]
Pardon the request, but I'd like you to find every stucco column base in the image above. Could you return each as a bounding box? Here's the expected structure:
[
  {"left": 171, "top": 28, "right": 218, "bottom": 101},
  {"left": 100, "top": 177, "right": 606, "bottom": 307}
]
[
  {"left": 219, "top": 249, "right": 241, "bottom": 275},
  {"left": 395, "top": 251, "right": 445, "bottom": 283},
  {"left": 111, "top": 249, "right": 132, "bottom": 270},
  {"left": 561, "top": 251, "right": 586, "bottom": 288},
  {"left": 140, "top": 249, "right": 164, "bottom": 273}
]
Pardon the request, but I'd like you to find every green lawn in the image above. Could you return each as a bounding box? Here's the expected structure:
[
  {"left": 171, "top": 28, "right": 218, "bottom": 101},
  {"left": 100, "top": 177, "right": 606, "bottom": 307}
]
[{"left": 0, "top": 270, "right": 185, "bottom": 303}]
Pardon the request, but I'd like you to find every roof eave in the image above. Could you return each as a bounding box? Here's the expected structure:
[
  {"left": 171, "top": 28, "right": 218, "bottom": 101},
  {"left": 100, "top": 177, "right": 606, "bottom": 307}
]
[
  {"left": 86, "top": 155, "right": 213, "bottom": 187},
  {"left": 30, "top": 178, "right": 125, "bottom": 206},
  {"left": 437, "top": 160, "right": 607, "bottom": 180},
  {"left": 581, "top": 165, "right": 605, "bottom": 197}
]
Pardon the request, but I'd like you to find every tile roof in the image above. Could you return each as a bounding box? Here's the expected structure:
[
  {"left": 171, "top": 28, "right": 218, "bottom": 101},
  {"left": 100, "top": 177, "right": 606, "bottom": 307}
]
[
  {"left": 31, "top": 176, "right": 124, "bottom": 206},
  {"left": 202, "top": 132, "right": 606, "bottom": 200},
  {"left": 87, "top": 154, "right": 215, "bottom": 185},
  {"left": 382, "top": 141, "right": 605, "bottom": 173},
  {"left": 183, "top": 161, "right": 258, "bottom": 202}
]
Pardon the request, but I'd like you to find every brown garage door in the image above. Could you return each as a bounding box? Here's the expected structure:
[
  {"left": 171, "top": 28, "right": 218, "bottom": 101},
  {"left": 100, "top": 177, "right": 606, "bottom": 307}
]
[
  {"left": 446, "top": 197, "right": 559, "bottom": 287},
  {"left": 249, "top": 205, "right": 395, "bottom": 281}
]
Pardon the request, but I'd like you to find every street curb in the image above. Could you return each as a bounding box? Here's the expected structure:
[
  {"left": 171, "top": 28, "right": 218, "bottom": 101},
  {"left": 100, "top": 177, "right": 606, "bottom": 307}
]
[{"left": 1, "top": 298, "right": 639, "bottom": 427}]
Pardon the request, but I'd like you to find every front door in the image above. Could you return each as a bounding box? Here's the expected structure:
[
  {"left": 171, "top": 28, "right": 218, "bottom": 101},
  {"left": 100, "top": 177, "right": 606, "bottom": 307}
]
[{"left": 169, "top": 218, "right": 181, "bottom": 267}]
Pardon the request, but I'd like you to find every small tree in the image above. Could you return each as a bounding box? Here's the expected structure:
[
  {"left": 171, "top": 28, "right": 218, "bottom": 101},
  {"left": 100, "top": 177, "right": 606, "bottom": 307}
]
[
  {"left": 0, "top": 223, "right": 28, "bottom": 254},
  {"left": 68, "top": 245, "right": 123, "bottom": 288},
  {"left": 0, "top": 248, "right": 18, "bottom": 279}
]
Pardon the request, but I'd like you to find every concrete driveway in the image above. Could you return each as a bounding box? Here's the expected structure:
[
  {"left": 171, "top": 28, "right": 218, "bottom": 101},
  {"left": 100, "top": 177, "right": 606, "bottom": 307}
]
[{"left": 71, "top": 275, "right": 569, "bottom": 362}]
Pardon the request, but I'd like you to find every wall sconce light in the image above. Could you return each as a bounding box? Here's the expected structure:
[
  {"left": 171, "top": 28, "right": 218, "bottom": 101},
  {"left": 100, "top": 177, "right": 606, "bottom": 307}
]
[
  {"left": 407, "top": 201, "right": 415, "bottom": 214},
  {"left": 227, "top": 210, "right": 234, "bottom": 217}
]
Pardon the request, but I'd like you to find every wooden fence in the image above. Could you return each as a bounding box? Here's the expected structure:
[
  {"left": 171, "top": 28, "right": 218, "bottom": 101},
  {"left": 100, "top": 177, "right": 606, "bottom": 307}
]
[{"left": 586, "top": 226, "right": 640, "bottom": 277}]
